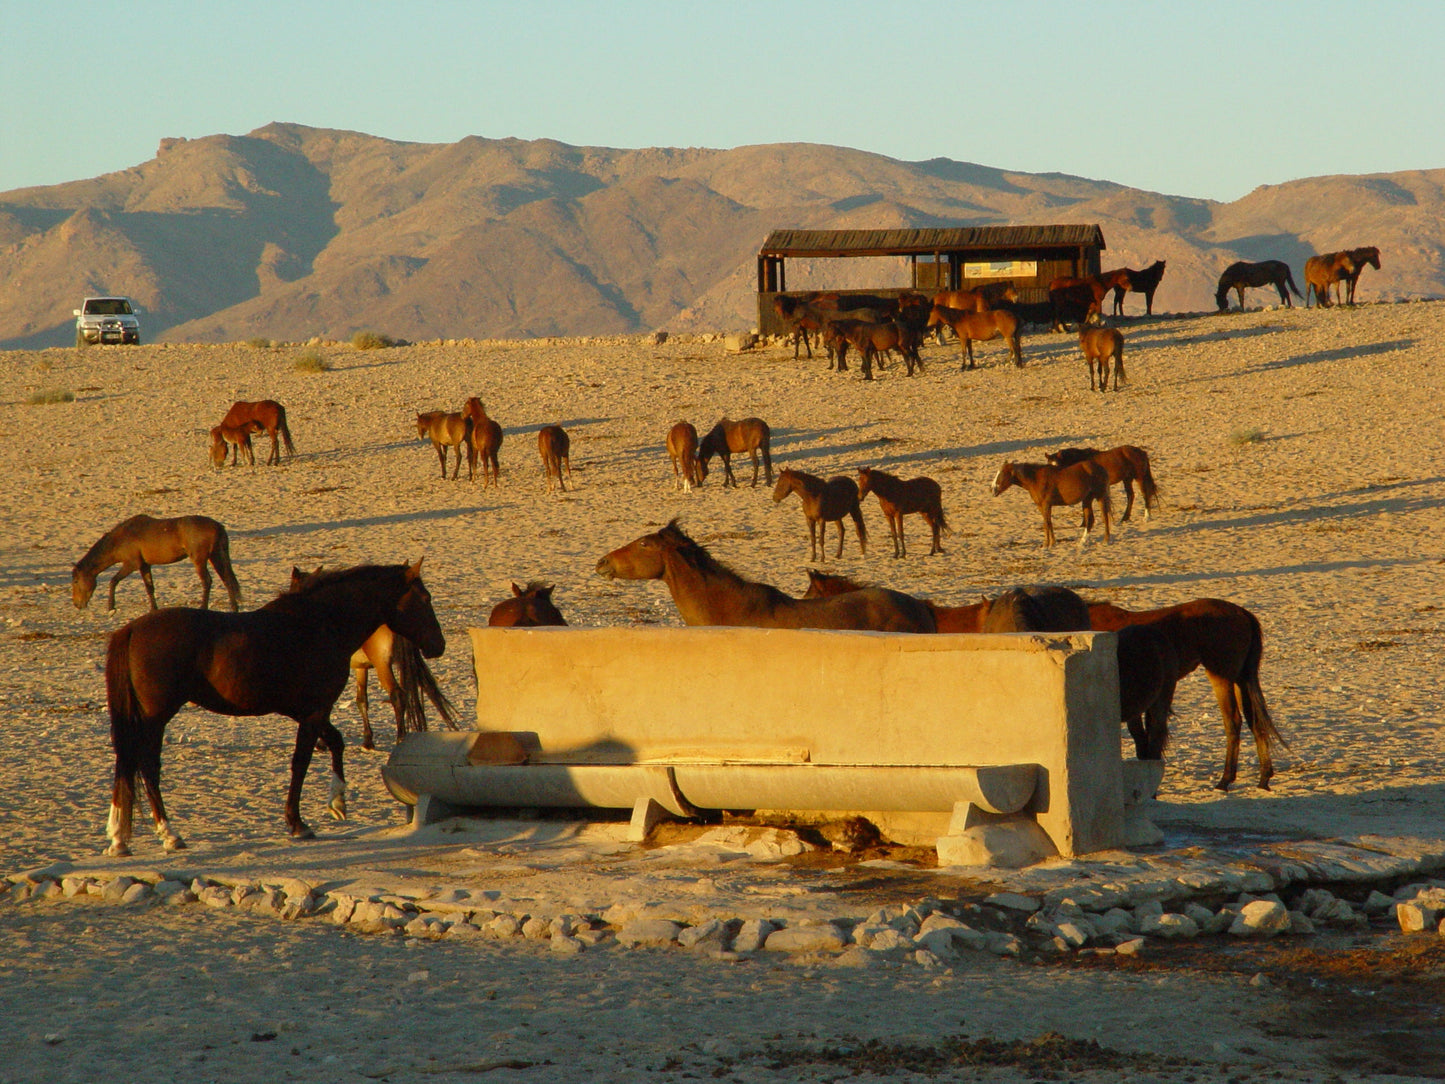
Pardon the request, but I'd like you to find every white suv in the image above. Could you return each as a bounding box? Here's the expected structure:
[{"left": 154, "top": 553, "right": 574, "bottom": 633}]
[{"left": 74, "top": 296, "right": 142, "bottom": 345}]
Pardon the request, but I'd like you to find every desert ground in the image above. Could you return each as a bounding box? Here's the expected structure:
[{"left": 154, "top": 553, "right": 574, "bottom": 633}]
[{"left": 2, "top": 298, "right": 1444, "bottom": 1082}]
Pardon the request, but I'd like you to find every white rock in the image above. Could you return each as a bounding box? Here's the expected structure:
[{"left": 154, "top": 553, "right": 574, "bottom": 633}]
[
  {"left": 120, "top": 882, "right": 152, "bottom": 905},
  {"left": 616, "top": 919, "right": 682, "bottom": 948},
  {"left": 1054, "top": 921, "right": 1092, "bottom": 947},
  {"left": 1230, "top": 899, "right": 1290, "bottom": 936},
  {"left": 1116, "top": 938, "right": 1146, "bottom": 956},
  {"left": 521, "top": 916, "right": 550, "bottom": 940},
  {"left": 985, "top": 892, "right": 1040, "bottom": 914},
  {"left": 863, "top": 928, "right": 915, "bottom": 953},
  {"left": 764, "top": 924, "right": 848, "bottom": 954},
  {"left": 732, "top": 919, "right": 775, "bottom": 953},
  {"left": 1140, "top": 912, "right": 1199, "bottom": 940},
  {"left": 549, "top": 935, "right": 585, "bottom": 955},
  {"left": 1396, "top": 901, "right": 1439, "bottom": 933},
  {"left": 102, "top": 877, "right": 136, "bottom": 903},
  {"left": 1364, "top": 890, "right": 1396, "bottom": 914},
  {"left": 678, "top": 919, "right": 729, "bottom": 951},
  {"left": 487, "top": 913, "right": 522, "bottom": 938}
]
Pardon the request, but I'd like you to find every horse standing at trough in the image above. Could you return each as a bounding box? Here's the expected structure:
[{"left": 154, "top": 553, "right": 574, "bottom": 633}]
[
  {"left": 1045, "top": 446, "right": 1158, "bottom": 522},
  {"left": 979, "top": 586, "right": 1091, "bottom": 633},
  {"left": 488, "top": 581, "right": 568, "bottom": 627},
  {"left": 103, "top": 560, "right": 445, "bottom": 855},
  {"left": 772, "top": 469, "right": 868, "bottom": 562},
  {"left": 417, "top": 411, "right": 475, "bottom": 481},
  {"left": 73, "top": 514, "right": 242, "bottom": 613},
  {"left": 991, "top": 460, "right": 1113, "bottom": 548},
  {"left": 220, "top": 400, "right": 295, "bottom": 466},
  {"left": 596, "top": 520, "right": 935, "bottom": 632},
  {"left": 802, "top": 570, "right": 987, "bottom": 633},
  {"left": 857, "top": 467, "right": 949, "bottom": 557},
  {"left": 1215, "top": 260, "right": 1302, "bottom": 311},
  {"left": 463, "top": 397, "right": 504, "bottom": 487},
  {"left": 698, "top": 417, "right": 773, "bottom": 488},
  {"left": 538, "top": 425, "right": 572, "bottom": 493}
]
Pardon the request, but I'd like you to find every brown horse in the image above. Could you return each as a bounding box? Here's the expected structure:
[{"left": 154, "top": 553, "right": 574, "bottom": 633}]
[
  {"left": 926, "top": 305, "right": 1023, "bottom": 369},
  {"left": 698, "top": 417, "right": 773, "bottom": 488},
  {"left": 772, "top": 469, "right": 868, "bottom": 562},
  {"left": 666, "top": 421, "right": 705, "bottom": 492},
  {"left": 856, "top": 467, "right": 949, "bottom": 557},
  {"left": 73, "top": 514, "right": 242, "bottom": 612},
  {"left": 488, "top": 581, "right": 568, "bottom": 627},
  {"left": 1045, "top": 446, "right": 1159, "bottom": 523},
  {"left": 991, "top": 460, "right": 1113, "bottom": 548},
  {"left": 104, "top": 561, "right": 445, "bottom": 854},
  {"left": 837, "top": 320, "right": 923, "bottom": 379},
  {"left": 1078, "top": 326, "right": 1125, "bottom": 391},
  {"left": 1111, "top": 261, "right": 1166, "bottom": 316},
  {"left": 979, "top": 586, "right": 1091, "bottom": 633},
  {"left": 208, "top": 423, "right": 255, "bottom": 468},
  {"left": 538, "top": 424, "right": 572, "bottom": 492},
  {"left": 417, "top": 411, "right": 475, "bottom": 481},
  {"left": 772, "top": 295, "right": 826, "bottom": 359},
  {"left": 1090, "top": 598, "right": 1284, "bottom": 790},
  {"left": 1304, "top": 251, "right": 1356, "bottom": 308},
  {"left": 596, "top": 520, "right": 935, "bottom": 632},
  {"left": 220, "top": 400, "right": 295, "bottom": 466},
  {"left": 1215, "top": 260, "right": 1302, "bottom": 311},
  {"left": 1344, "top": 246, "right": 1380, "bottom": 305},
  {"left": 801, "top": 569, "right": 986, "bottom": 633},
  {"left": 1114, "top": 622, "right": 1180, "bottom": 763},
  {"left": 1048, "top": 281, "right": 1103, "bottom": 331},
  {"left": 463, "top": 397, "right": 504, "bottom": 487}
]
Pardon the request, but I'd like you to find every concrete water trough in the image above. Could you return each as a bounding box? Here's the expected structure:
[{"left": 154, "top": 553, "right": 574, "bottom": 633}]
[{"left": 381, "top": 627, "right": 1163, "bottom": 868}]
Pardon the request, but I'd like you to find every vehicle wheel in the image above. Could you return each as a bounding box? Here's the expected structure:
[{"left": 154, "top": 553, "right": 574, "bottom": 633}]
[{"left": 75, "top": 329, "right": 88, "bottom": 348}]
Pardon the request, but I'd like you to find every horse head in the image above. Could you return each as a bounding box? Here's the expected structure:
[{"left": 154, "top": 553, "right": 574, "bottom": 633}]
[
  {"left": 390, "top": 559, "right": 445, "bottom": 659},
  {"left": 771, "top": 470, "right": 796, "bottom": 503},
  {"left": 990, "top": 462, "right": 1016, "bottom": 496},
  {"left": 71, "top": 566, "right": 96, "bottom": 609},
  {"left": 857, "top": 467, "right": 875, "bottom": 499}
]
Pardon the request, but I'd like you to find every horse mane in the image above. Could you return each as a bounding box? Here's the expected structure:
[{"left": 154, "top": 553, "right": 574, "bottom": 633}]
[
  {"left": 269, "top": 563, "right": 408, "bottom": 607},
  {"left": 660, "top": 520, "right": 792, "bottom": 604}
]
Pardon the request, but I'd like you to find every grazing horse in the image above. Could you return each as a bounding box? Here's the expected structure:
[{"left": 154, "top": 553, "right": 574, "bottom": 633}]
[
  {"left": 666, "top": 421, "right": 705, "bottom": 492},
  {"left": 220, "top": 400, "right": 295, "bottom": 466},
  {"left": 772, "top": 469, "right": 867, "bottom": 562},
  {"left": 538, "top": 424, "right": 572, "bottom": 493},
  {"left": 979, "top": 586, "right": 1091, "bottom": 633},
  {"left": 73, "top": 514, "right": 242, "bottom": 613},
  {"left": 209, "top": 423, "right": 255, "bottom": 468},
  {"left": 288, "top": 568, "right": 457, "bottom": 752},
  {"left": 1304, "top": 251, "right": 1357, "bottom": 308},
  {"left": 416, "top": 411, "right": 475, "bottom": 481},
  {"left": 801, "top": 569, "right": 986, "bottom": 633},
  {"left": 596, "top": 520, "right": 935, "bottom": 632},
  {"left": 1045, "top": 446, "right": 1159, "bottom": 523},
  {"left": 1078, "top": 326, "right": 1125, "bottom": 391},
  {"left": 1112, "top": 260, "right": 1166, "bottom": 316},
  {"left": 926, "top": 305, "right": 1023, "bottom": 369},
  {"left": 103, "top": 561, "right": 445, "bottom": 855},
  {"left": 1215, "top": 260, "right": 1302, "bottom": 311},
  {"left": 698, "top": 417, "right": 773, "bottom": 488},
  {"left": 463, "top": 397, "right": 504, "bottom": 487},
  {"left": 488, "top": 581, "right": 568, "bottom": 627},
  {"left": 856, "top": 467, "right": 949, "bottom": 557},
  {"left": 1344, "top": 246, "right": 1380, "bottom": 305},
  {"left": 991, "top": 460, "right": 1113, "bottom": 548},
  {"left": 1090, "top": 598, "right": 1284, "bottom": 790}
]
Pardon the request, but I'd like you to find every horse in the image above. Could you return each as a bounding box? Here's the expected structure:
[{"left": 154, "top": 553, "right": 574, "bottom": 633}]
[
  {"left": 220, "top": 400, "right": 295, "bottom": 466},
  {"left": 856, "top": 467, "right": 949, "bottom": 558},
  {"left": 772, "top": 295, "right": 826, "bottom": 359},
  {"left": 1114, "top": 622, "right": 1180, "bottom": 763},
  {"left": 772, "top": 469, "right": 867, "bottom": 562},
  {"left": 288, "top": 568, "right": 458, "bottom": 752},
  {"left": 1078, "top": 326, "right": 1124, "bottom": 391},
  {"left": 208, "top": 423, "right": 255, "bottom": 468},
  {"left": 698, "top": 417, "right": 773, "bottom": 488},
  {"left": 73, "top": 514, "right": 242, "bottom": 613},
  {"left": 488, "top": 581, "right": 568, "bottom": 627},
  {"left": 103, "top": 560, "right": 445, "bottom": 855},
  {"left": 991, "top": 460, "right": 1113, "bottom": 548},
  {"left": 538, "top": 424, "right": 572, "bottom": 492},
  {"left": 666, "top": 421, "right": 705, "bottom": 492},
  {"left": 596, "top": 520, "right": 935, "bottom": 633},
  {"left": 1344, "top": 246, "right": 1380, "bottom": 305},
  {"left": 800, "top": 569, "right": 986, "bottom": 633},
  {"left": 1112, "top": 261, "right": 1166, "bottom": 316},
  {"left": 1090, "top": 597, "right": 1284, "bottom": 790},
  {"left": 463, "top": 397, "right": 504, "bottom": 487},
  {"left": 978, "top": 586, "right": 1091, "bottom": 633},
  {"left": 1215, "top": 260, "right": 1302, "bottom": 311},
  {"left": 926, "top": 305, "right": 1023, "bottom": 369},
  {"left": 1046, "top": 282, "right": 1101, "bottom": 331},
  {"left": 1304, "top": 251, "right": 1356, "bottom": 308},
  {"left": 1045, "top": 446, "right": 1159, "bottom": 523},
  {"left": 416, "top": 411, "right": 475, "bottom": 481},
  {"left": 838, "top": 320, "right": 922, "bottom": 379}
]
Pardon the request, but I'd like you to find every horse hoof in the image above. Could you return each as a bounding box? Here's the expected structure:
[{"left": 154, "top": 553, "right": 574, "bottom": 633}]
[
  {"left": 291, "top": 825, "right": 316, "bottom": 840},
  {"left": 163, "top": 835, "right": 187, "bottom": 852},
  {"left": 105, "top": 841, "right": 132, "bottom": 857}
]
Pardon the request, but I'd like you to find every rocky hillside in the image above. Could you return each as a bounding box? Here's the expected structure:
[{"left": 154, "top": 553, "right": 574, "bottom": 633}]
[{"left": 1, "top": 123, "right": 1439, "bottom": 347}]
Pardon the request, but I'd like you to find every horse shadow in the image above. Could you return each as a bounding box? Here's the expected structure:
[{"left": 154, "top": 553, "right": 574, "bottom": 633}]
[
  {"left": 1242, "top": 338, "right": 1414, "bottom": 375},
  {"left": 507, "top": 417, "right": 610, "bottom": 436},
  {"left": 231, "top": 504, "right": 498, "bottom": 539},
  {"left": 1086, "top": 554, "right": 1435, "bottom": 591},
  {"left": 1144, "top": 477, "right": 1445, "bottom": 539}
]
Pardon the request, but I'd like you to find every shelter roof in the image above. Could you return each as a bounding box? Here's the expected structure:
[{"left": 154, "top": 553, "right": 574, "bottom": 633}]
[{"left": 758, "top": 225, "right": 1106, "bottom": 257}]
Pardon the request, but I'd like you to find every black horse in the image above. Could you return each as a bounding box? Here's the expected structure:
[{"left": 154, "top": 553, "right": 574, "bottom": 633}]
[{"left": 1215, "top": 260, "right": 1303, "bottom": 311}]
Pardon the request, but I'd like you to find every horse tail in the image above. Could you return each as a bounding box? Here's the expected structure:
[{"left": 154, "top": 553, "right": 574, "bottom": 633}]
[
  {"left": 1284, "top": 267, "right": 1303, "bottom": 299},
  {"left": 762, "top": 439, "right": 773, "bottom": 483},
  {"left": 850, "top": 500, "right": 868, "bottom": 553},
  {"left": 1240, "top": 609, "right": 1288, "bottom": 754},
  {"left": 277, "top": 405, "right": 296, "bottom": 458},
  {"left": 105, "top": 627, "right": 142, "bottom": 840},
  {"left": 1136, "top": 453, "right": 1161, "bottom": 514},
  {"left": 394, "top": 634, "right": 460, "bottom": 732},
  {"left": 211, "top": 526, "right": 243, "bottom": 607}
]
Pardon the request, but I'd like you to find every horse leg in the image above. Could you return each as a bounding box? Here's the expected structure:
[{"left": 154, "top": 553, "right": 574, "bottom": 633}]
[
  {"left": 1041, "top": 503, "right": 1056, "bottom": 548},
  {"left": 138, "top": 561, "right": 159, "bottom": 610},
  {"left": 892, "top": 511, "right": 905, "bottom": 558},
  {"left": 434, "top": 441, "right": 447, "bottom": 479},
  {"left": 1078, "top": 502, "right": 1094, "bottom": 549},
  {"left": 749, "top": 451, "right": 761, "bottom": 488},
  {"left": 833, "top": 517, "right": 845, "bottom": 560},
  {"left": 1209, "top": 672, "right": 1244, "bottom": 791},
  {"left": 318, "top": 717, "right": 348, "bottom": 820},
  {"left": 928, "top": 514, "right": 942, "bottom": 556},
  {"left": 136, "top": 726, "right": 185, "bottom": 851},
  {"left": 106, "top": 562, "right": 136, "bottom": 611},
  {"left": 722, "top": 454, "right": 736, "bottom": 488},
  {"left": 1125, "top": 713, "right": 1150, "bottom": 759},
  {"left": 354, "top": 665, "right": 376, "bottom": 751},
  {"left": 268, "top": 428, "right": 281, "bottom": 466},
  {"left": 1120, "top": 480, "right": 1135, "bottom": 523},
  {"left": 286, "top": 719, "right": 323, "bottom": 838}
]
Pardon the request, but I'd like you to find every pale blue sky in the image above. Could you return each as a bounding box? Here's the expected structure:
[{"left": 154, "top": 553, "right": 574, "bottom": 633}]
[{"left": 5, "top": 0, "right": 1442, "bottom": 202}]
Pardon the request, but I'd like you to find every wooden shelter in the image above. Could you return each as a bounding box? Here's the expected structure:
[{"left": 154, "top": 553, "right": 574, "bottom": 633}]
[{"left": 756, "top": 225, "right": 1105, "bottom": 335}]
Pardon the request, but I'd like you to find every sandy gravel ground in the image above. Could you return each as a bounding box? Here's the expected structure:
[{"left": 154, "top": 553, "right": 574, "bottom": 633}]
[{"left": 2, "top": 300, "right": 1444, "bottom": 1082}]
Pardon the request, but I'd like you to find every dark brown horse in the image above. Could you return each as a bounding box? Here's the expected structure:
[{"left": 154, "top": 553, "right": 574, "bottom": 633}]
[
  {"left": 1090, "top": 598, "right": 1284, "bottom": 790},
  {"left": 1344, "top": 246, "right": 1380, "bottom": 305},
  {"left": 73, "top": 514, "right": 242, "bottom": 612},
  {"left": 979, "top": 586, "right": 1091, "bottom": 633},
  {"left": 209, "top": 423, "right": 255, "bottom": 468},
  {"left": 1047, "top": 281, "right": 1103, "bottom": 331},
  {"left": 596, "top": 520, "right": 935, "bottom": 632},
  {"left": 801, "top": 569, "right": 986, "bottom": 633},
  {"left": 1077, "top": 326, "right": 1125, "bottom": 391},
  {"left": 104, "top": 561, "right": 445, "bottom": 854},
  {"left": 666, "top": 421, "right": 705, "bottom": 492},
  {"left": 488, "top": 581, "right": 568, "bottom": 627},
  {"left": 856, "top": 467, "right": 949, "bottom": 557},
  {"left": 991, "top": 460, "right": 1112, "bottom": 548},
  {"left": 1045, "top": 446, "right": 1159, "bottom": 523},
  {"left": 417, "top": 411, "right": 475, "bottom": 481},
  {"left": 1304, "top": 251, "right": 1356, "bottom": 308},
  {"left": 1114, "top": 622, "right": 1180, "bottom": 763},
  {"left": 463, "top": 397, "right": 504, "bottom": 487},
  {"left": 220, "top": 400, "right": 295, "bottom": 466},
  {"left": 837, "top": 320, "right": 923, "bottom": 379},
  {"left": 538, "top": 424, "right": 572, "bottom": 493},
  {"left": 1215, "top": 260, "right": 1302, "bottom": 311},
  {"left": 772, "top": 295, "right": 826, "bottom": 359},
  {"left": 772, "top": 469, "right": 867, "bottom": 562},
  {"left": 1111, "top": 261, "right": 1166, "bottom": 316},
  {"left": 927, "top": 305, "right": 1023, "bottom": 369},
  {"left": 698, "top": 417, "right": 773, "bottom": 488}
]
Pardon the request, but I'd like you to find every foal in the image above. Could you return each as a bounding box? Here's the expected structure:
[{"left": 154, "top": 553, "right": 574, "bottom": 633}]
[
  {"left": 209, "top": 423, "right": 255, "bottom": 468},
  {"left": 538, "top": 425, "right": 572, "bottom": 493},
  {"left": 1078, "top": 326, "right": 1125, "bottom": 391},
  {"left": 772, "top": 469, "right": 867, "bottom": 561},
  {"left": 856, "top": 467, "right": 949, "bottom": 557}
]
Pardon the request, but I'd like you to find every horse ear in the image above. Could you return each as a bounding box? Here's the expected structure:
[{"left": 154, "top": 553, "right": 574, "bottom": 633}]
[
  {"left": 407, "top": 557, "right": 424, "bottom": 581},
  {"left": 511, "top": 582, "right": 524, "bottom": 596},
  {"left": 289, "top": 566, "right": 305, "bottom": 589}
]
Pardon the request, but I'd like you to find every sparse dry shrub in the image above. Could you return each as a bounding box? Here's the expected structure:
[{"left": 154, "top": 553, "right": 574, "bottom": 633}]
[
  {"left": 28, "top": 389, "right": 75, "bottom": 405},
  {"left": 293, "top": 351, "right": 331, "bottom": 373},
  {"left": 352, "top": 330, "right": 396, "bottom": 350}
]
